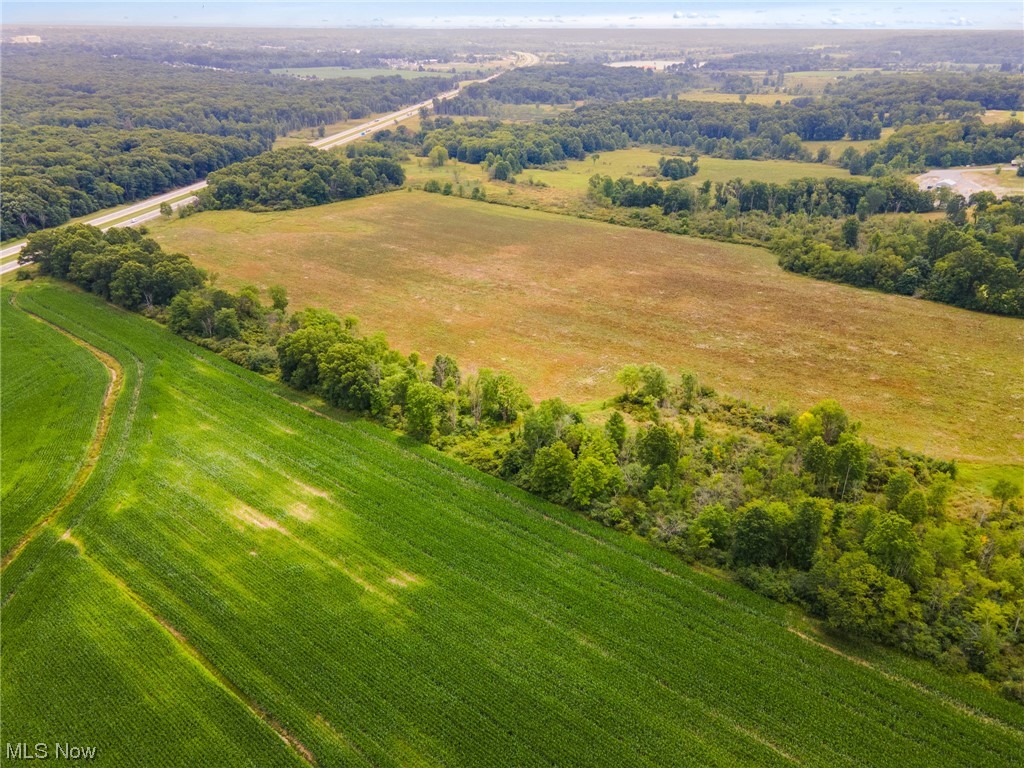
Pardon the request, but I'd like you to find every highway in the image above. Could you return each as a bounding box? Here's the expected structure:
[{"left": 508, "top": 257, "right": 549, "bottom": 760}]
[{"left": 3, "top": 55, "right": 532, "bottom": 275}]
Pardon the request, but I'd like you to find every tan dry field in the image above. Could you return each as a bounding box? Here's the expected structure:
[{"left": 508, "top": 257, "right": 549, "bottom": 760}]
[{"left": 149, "top": 193, "right": 1024, "bottom": 466}]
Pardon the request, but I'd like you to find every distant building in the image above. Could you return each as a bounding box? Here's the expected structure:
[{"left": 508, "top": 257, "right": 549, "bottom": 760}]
[{"left": 10, "top": 35, "right": 42, "bottom": 44}]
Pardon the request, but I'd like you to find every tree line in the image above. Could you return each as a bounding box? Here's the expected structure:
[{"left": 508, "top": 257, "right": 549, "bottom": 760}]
[
  {"left": 199, "top": 147, "right": 405, "bottom": 212},
  {"left": 489, "top": 376, "right": 1023, "bottom": 698},
  {"left": 18, "top": 225, "right": 204, "bottom": 310},
  {"left": 405, "top": 104, "right": 1017, "bottom": 181},
  {"left": 837, "top": 119, "right": 1024, "bottom": 175},
  {"left": 589, "top": 172, "right": 934, "bottom": 219},
  {"left": 580, "top": 170, "right": 1023, "bottom": 317},
  {"left": 441, "top": 63, "right": 694, "bottom": 111},
  {"left": 822, "top": 72, "right": 1023, "bottom": 124},
  {"left": 772, "top": 196, "right": 1024, "bottom": 316}
]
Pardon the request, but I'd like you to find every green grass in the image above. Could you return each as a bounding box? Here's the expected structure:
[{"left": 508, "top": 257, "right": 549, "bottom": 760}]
[
  {"left": 404, "top": 148, "right": 846, "bottom": 197},
  {"left": 975, "top": 168, "right": 1024, "bottom": 192},
  {"left": 3, "top": 280, "right": 1023, "bottom": 766},
  {"left": 781, "top": 69, "right": 881, "bottom": 92},
  {"left": 514, "top": 148, "right": 848, "bottom": 193},
  {"left": 271, "top": 67, "right": 443, "bottom": 80},
  {"left": 675, "top": 90, "right": 795, "bottom": 106},
  {"left": 0, "top": 293, "right": 109, "bottom": 555},
  {"left": 957, "top": 462, "right": 1024, "bottom": 497},
  {"left": 801, "top": 127, "right": 896, "bottom": 159}
]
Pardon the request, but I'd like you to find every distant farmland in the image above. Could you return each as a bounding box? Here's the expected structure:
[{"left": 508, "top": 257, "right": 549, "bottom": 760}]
[
  {"left": 402, "top": 147, "right": 848, "bottom": 198},
  {"left": 271, "top": 66, "right": 443, "bottom": 79},
  {"left": 149, "top": 194, "right": 1024, "bottom": 467},
  {"left": 3, "top": 282, "right": 1022, "bottom": 766}
]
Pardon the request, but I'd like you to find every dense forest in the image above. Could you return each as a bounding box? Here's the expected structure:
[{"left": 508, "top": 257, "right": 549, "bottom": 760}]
[
  {"left": 0, "top": 48, "right": 453, "bottom": 238},
  {"left": 840, "top": 119, "right": 1024, "bottom": 174},
  {"left": 822, "top": 72, "right": 1024, "bottom": 122},
  {"left": 773, "top": 196, "right": 1024, "bottom": 316},
  {"left": 199, "top": 147, "right": 406, "bottom": 212},
  {"left": 19, "top": 223, "right": 1023, "bottom": 700},
  {"left": 7, "top": 26, "right": 506, "bottom": 73},
  {"left": 449, "top": 63, "right": 693, "bottom": 108},
  {"left": 589, "top": 172, "right": 934, "bottom": 218},
  {"left": 1, "top": 126, "right": 262, "bottom": 239},
  {"left": 450, "top": 65, "right": 1021, "bottom": 127},
  {"left": 678, "top": 33, "right": 1023, "bottom": 69}
]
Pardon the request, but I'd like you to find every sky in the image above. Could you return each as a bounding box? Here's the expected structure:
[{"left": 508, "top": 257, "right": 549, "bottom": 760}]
[{"left": 2, "top": 1, "right": 1022, "bottom": 29}]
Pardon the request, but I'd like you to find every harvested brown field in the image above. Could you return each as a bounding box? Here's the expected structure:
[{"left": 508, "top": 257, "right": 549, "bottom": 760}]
[{"left": 149, "top": 193, "right": 1024, "bottom": 466}]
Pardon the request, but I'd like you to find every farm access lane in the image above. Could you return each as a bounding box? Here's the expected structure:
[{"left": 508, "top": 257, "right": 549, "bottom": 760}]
[{"left": 2, "top": 60, "right": 525, "bottom": 274}]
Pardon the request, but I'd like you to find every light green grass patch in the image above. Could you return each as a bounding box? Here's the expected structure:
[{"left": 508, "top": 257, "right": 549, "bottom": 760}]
[
  {"left": 516, "top": 147, "right": 849, "bottom": 193},
  {"left": 957, "top": 463, "right": 1024, "bottom": 498},
  {"left": 675, "top": 90, "right": 795, "bottom": 106}
]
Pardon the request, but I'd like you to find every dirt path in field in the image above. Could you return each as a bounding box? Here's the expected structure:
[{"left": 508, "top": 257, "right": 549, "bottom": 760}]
[
  {"left": 787, "top": 627, "right": 1023, "bottom": 736},
  {"left": 59, "top": 528, "right": 317, "bottom": 766},
  {"left": 0, "top": 295, "right": 124, "bottom": 570}
]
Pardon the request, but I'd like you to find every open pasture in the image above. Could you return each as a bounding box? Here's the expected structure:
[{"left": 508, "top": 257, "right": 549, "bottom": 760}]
[
  {"left": 674, "top": 90, "right": 796, "bottom": 106},
  {"left": 780, "top": 68, "right": 881, "bottom": 92},
  {"left": 3, "top": 281, "right": 1022, "bottom": 766},
  {"left": 403, "top": 147, "right": 849, "bottom": 208},
  {"left": 148, "top": 194, "right": 1024, "bottom": 466},
  {"left": 516, "top": 147, "right": 847, "bottom": 192}
]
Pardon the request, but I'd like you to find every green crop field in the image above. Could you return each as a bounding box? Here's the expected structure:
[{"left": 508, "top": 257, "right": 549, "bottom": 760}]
[
  {"left": 147, "top": 194, "right": 1024, "bottom": 468},
  {"left": 2, "top": 281, "right": 1022, "bottom": 766},
  {"left": 0, "top": 294, "right": 110, "bottom": 556}
]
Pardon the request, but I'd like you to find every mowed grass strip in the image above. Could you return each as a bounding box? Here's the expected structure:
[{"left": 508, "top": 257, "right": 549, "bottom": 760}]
[
  {"left": 0, "top": 293, "right": 109, "bottom": 555},
  {"left": 5, "top": 282, "right": 1023, "bottom": 767},
  {"left": 149, "top": 194, "right": 1024, "bottom": 465}
]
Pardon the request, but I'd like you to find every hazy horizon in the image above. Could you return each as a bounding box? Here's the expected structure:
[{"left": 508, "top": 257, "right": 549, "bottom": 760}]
[{"left": 3, "top": 1, "right": 1022, "bottom": 30}]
